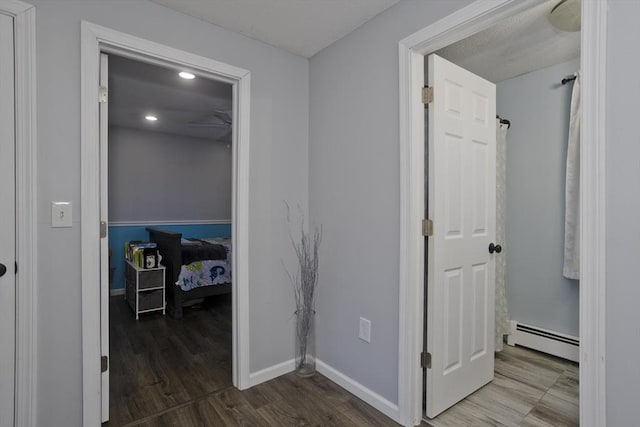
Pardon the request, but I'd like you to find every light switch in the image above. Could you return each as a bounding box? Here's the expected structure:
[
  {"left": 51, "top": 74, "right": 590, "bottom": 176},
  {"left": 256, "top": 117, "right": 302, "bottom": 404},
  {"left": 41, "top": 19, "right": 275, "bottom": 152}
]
[{"left": 51, "top": 201, "right": 72, "bottom": 227}]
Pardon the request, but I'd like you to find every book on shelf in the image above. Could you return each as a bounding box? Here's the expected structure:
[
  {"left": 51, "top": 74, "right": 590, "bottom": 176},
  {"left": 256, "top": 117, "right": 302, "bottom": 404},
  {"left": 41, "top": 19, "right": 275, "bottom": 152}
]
[{"left": 125, "top": 241, "right": 158, "bottom": 269}]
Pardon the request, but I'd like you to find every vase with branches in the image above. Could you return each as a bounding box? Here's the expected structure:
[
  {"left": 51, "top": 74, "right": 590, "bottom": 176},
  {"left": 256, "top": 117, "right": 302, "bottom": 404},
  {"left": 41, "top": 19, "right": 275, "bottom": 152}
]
[{"left": 285, "top": 202, "right": 322, "bottom": 377}]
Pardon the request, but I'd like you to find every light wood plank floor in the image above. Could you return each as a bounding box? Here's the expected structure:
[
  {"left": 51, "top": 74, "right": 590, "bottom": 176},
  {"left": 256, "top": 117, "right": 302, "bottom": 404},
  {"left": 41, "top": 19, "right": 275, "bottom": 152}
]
[
  {"left": 426, "top": 345, "right": 578, "bottom": 427},
  {"left": 107, "top": 295, "right": 578, "bottom": 426}
]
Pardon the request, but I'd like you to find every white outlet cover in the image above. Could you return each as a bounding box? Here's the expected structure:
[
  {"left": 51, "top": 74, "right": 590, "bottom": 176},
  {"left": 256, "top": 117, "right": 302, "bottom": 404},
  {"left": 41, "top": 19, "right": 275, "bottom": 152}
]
[
  {"left": 359, "top": 317, "right": 371, "bottom": 343},
  {"left": 51, "top": 201, "right": 72, "bottom": 227}
]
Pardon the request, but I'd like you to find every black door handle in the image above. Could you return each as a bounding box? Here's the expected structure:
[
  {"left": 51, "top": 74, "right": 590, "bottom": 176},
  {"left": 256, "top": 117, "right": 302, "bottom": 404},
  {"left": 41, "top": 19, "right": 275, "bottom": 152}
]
[
  {"left": 0, "top": 263, "right": 6, "bottom": 277},
  {"left": 489, "top": 243, "right": 502, "bottom": 254}
]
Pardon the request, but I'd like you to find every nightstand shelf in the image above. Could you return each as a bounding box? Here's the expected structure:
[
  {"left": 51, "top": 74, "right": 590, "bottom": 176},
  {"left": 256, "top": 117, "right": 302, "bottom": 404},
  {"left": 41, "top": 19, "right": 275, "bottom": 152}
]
[{"left": 125, "top": 258, "right": 166, "bottom": 319}]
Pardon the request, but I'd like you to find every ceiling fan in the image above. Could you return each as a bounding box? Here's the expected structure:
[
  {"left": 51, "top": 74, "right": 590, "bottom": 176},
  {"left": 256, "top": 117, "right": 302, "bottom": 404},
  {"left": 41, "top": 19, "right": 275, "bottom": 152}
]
[
  {"left": 186, "top": 110, "right": 232, "bottom": 129},
  {"left": 185, "top": 110, "right": 233, "bottom": 142}
]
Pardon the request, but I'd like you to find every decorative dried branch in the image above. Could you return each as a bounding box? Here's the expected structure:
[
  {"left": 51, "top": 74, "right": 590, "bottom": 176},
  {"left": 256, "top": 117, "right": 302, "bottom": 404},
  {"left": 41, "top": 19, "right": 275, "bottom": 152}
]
[{"left": 284, "top": 201, "right": 322, "bottom": 371}]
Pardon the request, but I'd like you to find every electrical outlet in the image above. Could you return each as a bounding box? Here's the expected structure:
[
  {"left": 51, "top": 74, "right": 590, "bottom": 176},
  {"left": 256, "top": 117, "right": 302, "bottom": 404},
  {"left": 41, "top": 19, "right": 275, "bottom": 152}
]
[{"left": 359, "top": 317, "right": 371, "bottom": 343}]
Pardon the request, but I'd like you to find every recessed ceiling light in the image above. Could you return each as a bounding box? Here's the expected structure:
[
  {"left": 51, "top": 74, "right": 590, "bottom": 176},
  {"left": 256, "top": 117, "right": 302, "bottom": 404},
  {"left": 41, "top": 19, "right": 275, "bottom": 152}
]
[
  {"left": 145, "top": 115, "right": 158, "bottom": 121},
  {"left": 179, "top": 71, "right": 195, "bottom": 80}
]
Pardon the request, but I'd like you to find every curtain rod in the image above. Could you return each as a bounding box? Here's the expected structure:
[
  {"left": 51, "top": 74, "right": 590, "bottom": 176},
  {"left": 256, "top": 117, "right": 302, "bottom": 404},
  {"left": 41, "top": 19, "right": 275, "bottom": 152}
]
[
  {"left": 496, "top": 115, "right": 511, "bottom": 129},
  {"left": 562, "top": 75, "right": 577, "bottom": 85}
]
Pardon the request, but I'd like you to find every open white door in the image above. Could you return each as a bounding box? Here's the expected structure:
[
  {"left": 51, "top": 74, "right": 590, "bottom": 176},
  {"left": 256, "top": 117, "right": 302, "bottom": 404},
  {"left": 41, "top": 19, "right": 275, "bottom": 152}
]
[
  {"left": 425, "top": 54, "right": 496, "bottom": 418},
  {"left": 99, "top": 52, "right": 110, "bottom": 423},
  {"left": 0, "top": 12, "right": 16, "bottom": 425}
]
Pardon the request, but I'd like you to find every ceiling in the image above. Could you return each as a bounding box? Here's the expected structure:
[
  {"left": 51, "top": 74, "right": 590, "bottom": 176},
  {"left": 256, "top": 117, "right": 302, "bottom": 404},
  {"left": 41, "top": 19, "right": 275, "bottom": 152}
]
[
  {"left": 436, "top": 0, "right": 581, "bottom": 83},
  {"left": 109, "top": 54, "right": 233, "bottom": 141},
  {"left": 149, "top": 0, "right": 400, "bottom": 58},
  {"left": 111, "top": 1, "right": 580, "bottom": 138}
]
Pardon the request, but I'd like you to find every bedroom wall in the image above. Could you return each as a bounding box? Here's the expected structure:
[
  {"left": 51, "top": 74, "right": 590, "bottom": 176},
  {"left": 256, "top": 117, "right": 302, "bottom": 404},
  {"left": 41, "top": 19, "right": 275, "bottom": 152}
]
[
  {"left": 108, "top": 126, "right": 232, "bottom": 222},
  {"left": 309, "top": 0, "right": 473, "bottom": 405},
  {"left": 32, "top": 1, "right": 308, "bottom": 425},
  {"left": 497, "top": 58, "right": 580, "bottom": 337},
  {"left": 107, "top": 125, "right": 233, "bottom": 291}
]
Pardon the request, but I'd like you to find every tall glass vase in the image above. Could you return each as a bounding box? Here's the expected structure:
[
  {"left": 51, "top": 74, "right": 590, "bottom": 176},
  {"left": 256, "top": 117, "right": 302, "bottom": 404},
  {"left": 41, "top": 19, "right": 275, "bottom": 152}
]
[{"left": 295, "top": 308, "right": 316, "bottom": 377}]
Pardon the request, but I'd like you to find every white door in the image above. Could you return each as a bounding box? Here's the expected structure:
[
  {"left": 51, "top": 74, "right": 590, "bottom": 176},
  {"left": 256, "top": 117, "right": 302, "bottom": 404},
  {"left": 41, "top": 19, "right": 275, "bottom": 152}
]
[
  {"left": 99, "top": 52, "right": 110, "bottom": 423},
  {"left": 425, "top": 54, "right": 496, "bottom": 418},
  {"left": 0, "top": 12, "right": 16, "bottom": 426}
]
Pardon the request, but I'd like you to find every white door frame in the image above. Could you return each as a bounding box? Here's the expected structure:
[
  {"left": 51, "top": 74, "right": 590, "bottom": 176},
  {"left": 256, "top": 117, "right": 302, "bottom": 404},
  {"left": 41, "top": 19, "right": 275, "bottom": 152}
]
[
  {"left": 80, "top": 22, "right": 252, "bottom": 426},
  {"left": 0, "top": 1, "right": 36, "bottom": 426},
  {"left": 398, "top": 0, "right": 607, "bottom": 426}
]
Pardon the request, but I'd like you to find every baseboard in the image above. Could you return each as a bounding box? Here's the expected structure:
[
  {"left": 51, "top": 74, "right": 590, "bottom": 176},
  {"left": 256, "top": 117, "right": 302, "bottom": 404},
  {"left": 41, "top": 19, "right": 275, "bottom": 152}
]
[
  {"left": 316, "top": 359, "right": 400, "bottom": 424},
  {"left": 110, "top": 288, "right": 125, "bottom": 297},
  {"left": 507, "top": 320, "right": 579, "bottom": 362},
  {"left": 248, "top": 358, "right": 295, "bottom": 388}
]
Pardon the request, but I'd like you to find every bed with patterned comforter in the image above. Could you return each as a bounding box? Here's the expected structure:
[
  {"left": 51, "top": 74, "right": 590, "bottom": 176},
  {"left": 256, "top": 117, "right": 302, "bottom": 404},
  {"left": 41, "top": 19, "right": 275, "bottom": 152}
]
[
  {"left": 177, "top": 237, "right": 232, "bottom": 291},
  {"left": 147, "top": 228, "right": 233, "bottom": 319}
]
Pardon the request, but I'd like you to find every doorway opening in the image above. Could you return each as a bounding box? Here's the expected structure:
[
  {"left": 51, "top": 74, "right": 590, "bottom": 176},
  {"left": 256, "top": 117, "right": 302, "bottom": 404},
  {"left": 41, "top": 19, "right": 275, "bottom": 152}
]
[
  {"left": 422, "top": 0, "right": 581, "bottom": 419},
  {"left": 80, "top": 22, "right": 252, "bottom": 426},
  {"left": 103, "top": 53, "right": 236, "bottom": 425},
  {"left": 398, "top": 0, "right": 606, "bottom": 425}
]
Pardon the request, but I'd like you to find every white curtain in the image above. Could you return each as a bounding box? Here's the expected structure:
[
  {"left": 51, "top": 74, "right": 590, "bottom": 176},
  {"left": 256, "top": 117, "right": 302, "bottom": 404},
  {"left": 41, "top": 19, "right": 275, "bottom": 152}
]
[
  {"left": 495, "top": 120, "right": 510, "bottom": 352},
  {"left": 563, "top": 73, "right": 581, "bottom": 280}
]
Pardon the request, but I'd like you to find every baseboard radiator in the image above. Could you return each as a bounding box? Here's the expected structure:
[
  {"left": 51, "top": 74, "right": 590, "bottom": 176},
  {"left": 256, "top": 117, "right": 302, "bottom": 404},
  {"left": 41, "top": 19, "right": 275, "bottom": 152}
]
[{"left": 507, "top": 320, "right": 579, "bottom": 363}]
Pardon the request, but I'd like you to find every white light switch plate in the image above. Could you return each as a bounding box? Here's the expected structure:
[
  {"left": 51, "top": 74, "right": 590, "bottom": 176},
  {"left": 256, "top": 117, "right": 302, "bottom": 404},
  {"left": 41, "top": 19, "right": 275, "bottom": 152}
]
[
  {"left": 51, "top": 201, "right": 72, "bottom": 227},
  {"left": 359, "top": 317, "right": 371, "bottom": 343}
]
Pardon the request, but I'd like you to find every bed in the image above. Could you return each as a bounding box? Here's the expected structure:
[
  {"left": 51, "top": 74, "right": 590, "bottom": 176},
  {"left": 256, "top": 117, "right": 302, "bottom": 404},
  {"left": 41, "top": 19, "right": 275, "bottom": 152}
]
[{"left": 147, "top": 227, "right": 232, "bottom": 319}]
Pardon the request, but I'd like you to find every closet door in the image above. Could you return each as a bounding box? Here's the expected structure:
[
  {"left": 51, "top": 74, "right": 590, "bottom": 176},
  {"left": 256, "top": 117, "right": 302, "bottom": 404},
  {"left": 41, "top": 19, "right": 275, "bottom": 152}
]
[
  {"left": 425, "top": 54, "right": 496, "bottom": 418},
  {"left": 0, "top": 12, "right": 16, "bottom": 425}
]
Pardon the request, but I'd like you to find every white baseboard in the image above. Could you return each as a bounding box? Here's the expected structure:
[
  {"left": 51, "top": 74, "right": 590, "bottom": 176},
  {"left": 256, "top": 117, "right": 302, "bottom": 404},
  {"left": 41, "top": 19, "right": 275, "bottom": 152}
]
[
  {"left": 110, "top": 288, "right": 125, "bottom": 296},
  {"left": 316, "top": 359, "right": 400, "bottom": 424},
  {"left": 248, "top": 358, "right": 295, "bottom": 388},
  {"left": 507, "top": 320, "right": 579, "bottom": 363}
]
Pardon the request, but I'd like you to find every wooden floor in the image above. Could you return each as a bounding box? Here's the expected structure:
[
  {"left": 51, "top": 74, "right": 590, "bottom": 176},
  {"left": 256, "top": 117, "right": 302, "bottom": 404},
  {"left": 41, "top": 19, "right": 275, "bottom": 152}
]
[
  {"left": 107, "top": 295, "right": 578, "bottom": 426},
  {"left": 426, "top": 345, "right": 579, "bottom": 427}
]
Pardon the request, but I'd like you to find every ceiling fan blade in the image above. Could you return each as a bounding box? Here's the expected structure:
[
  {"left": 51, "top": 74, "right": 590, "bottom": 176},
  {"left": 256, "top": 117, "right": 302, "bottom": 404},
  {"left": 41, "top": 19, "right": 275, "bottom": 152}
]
[
  {"left": 186, "top": 121, "right": 230, "bottom": 128},
  {"left": 187, "top": 111, "right": 232, "bottom": 128}
]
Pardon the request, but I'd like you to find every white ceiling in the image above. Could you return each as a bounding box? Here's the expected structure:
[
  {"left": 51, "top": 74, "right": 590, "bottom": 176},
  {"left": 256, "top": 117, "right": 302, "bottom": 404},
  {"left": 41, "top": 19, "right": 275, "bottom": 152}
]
[
  {"left": 150, "top": 0, "right": 400, "bottom": 58},
  {"left": 111, "top": 1, "right": 580, "bottom": 139},
  {"left": 109, "top": 54, "right": 233, "bottom": 141},
  {"left": 436, "top": 0, "right": 580, "bottom": 83}
]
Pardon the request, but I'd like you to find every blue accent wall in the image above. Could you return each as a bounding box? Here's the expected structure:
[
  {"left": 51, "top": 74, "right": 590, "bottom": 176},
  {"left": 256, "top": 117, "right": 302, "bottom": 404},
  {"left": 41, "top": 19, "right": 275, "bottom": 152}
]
[{"left": 109, "top": 223, "right": 231, "bottom": 291}]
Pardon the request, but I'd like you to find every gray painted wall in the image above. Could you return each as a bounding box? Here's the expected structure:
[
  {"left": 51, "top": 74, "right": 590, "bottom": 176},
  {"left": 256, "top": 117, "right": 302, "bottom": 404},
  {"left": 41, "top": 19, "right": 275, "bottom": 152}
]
[
  {"left": 497, "top": 59, "right": 580, "bottom": 337},
  {"left": 309, "top": 0, "right": 473, "bottom": 404},
  {"left": 310, "top": 0, "right": 640, "bottom": 420},
  {"left": 32, "top": 1, "right": 308, "bottom": 425},
  {"left": 606, "top": 1, "right": 640, "bottom": 425},
  {"left": 28, "top": 0, "right": 640, "bottom": 423},
  {"left": 108, "top": 126, "right": 232, "bottom": 222}
]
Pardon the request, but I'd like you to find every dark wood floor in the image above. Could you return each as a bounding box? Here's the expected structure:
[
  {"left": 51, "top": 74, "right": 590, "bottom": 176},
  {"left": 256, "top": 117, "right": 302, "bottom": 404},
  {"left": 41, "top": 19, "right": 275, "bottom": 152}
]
[
  {"left": 108, "top": 295, "right": 578, "bottom": 426},
  {"left": 107, "top": 295, "right": 400, "bottom": 426},
  {"left": 107, "top": 294, "right": 234, "bottom": 426}
]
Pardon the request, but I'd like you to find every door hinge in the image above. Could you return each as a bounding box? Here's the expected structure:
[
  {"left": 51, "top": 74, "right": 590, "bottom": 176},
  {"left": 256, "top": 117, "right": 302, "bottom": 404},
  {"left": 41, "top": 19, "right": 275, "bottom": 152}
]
[
  {"left": 421, "top": 351, "right": 432, "bottom": 369},
  {"left": 422, "top": 219, "right": 433, "bottom": 237},
  {"left": 100, "top": 221, "right": 107, "bottom": 238},
  {"left": 101, "top": 355, "right": 108, "bottom": 373},
  {"left": 422, "top": 86, "right": 433, "bottom": 104},
  {"left": 99, "top": 86, "right": 108, "bottom": 104}
]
